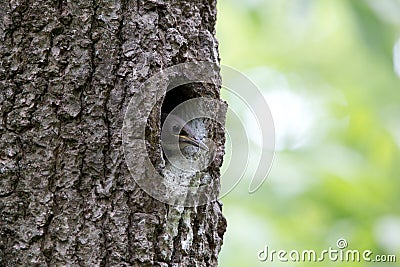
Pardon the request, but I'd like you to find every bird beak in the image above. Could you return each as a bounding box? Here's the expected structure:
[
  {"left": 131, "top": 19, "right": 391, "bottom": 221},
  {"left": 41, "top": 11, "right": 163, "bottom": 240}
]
[{"left": 177, "top": 135, "right": 209, "bottom": 151}]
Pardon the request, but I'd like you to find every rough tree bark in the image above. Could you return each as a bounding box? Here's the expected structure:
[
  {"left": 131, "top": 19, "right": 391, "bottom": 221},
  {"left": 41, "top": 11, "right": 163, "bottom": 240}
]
[{"left": 0, "top": 0, "right": 226, "bottom": 266}]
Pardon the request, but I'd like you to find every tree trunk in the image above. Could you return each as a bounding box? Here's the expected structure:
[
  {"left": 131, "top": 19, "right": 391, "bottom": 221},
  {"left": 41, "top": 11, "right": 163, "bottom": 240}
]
[{"left": 0, "top": 0, "right": 226, "bottom": 266}]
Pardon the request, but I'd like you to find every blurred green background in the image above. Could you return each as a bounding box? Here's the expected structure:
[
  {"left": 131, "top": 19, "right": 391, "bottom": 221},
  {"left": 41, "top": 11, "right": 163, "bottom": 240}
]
[{"left": 216, "top": 0, "right": 400, "bottom": 266}]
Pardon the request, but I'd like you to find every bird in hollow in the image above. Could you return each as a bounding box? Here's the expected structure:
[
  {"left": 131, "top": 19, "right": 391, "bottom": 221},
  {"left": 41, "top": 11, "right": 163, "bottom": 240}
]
[{"left": 161, "top": 113, "right": 209, "bottom": 152}]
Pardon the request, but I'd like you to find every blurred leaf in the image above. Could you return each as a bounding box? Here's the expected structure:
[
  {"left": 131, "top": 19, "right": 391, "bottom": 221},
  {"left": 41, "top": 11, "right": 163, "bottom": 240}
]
[{"left": 347, "top": 1, "right": 395, "bottom": 64}]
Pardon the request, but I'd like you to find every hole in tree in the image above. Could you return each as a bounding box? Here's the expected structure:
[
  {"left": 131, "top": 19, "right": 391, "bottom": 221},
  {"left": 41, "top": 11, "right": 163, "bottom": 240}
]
[
  {"left": 160, "top": 83, "right": 209, "bottom": 159},
  {"left": 161, "top": 83, "right": 201, "bottom": 116}
]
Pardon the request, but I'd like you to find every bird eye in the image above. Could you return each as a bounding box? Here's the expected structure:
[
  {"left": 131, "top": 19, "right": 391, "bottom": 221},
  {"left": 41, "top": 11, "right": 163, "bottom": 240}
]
[{"left": 172, "top": 125, "right": 180, "bottom": 134}]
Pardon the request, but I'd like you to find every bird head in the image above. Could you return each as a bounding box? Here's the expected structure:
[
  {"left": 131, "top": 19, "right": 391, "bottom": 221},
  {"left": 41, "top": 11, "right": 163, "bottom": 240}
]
[{"left": 161, "top": 113, "right": 209, "bottom": 152}]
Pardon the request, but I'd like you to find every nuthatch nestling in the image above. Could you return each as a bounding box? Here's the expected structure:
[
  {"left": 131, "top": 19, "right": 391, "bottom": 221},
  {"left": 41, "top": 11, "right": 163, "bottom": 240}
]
[{"left": 161, "top": 113, "right": 209, "bottom": 152}]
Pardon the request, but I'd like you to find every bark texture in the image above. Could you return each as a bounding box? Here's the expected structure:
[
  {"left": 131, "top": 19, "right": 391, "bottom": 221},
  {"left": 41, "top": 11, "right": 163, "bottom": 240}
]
[{"left": 0, "top": 0, "right": 226, "bottom": 266}]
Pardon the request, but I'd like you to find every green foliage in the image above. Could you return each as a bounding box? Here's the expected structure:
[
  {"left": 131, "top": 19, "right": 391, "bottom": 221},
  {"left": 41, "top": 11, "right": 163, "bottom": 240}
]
[{"left": 217, "top": 0, "right": 400, "bottom": 266}]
